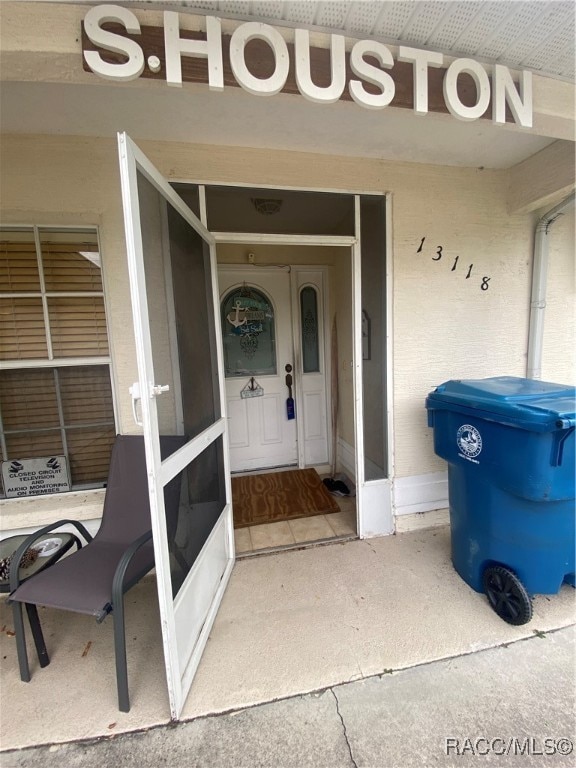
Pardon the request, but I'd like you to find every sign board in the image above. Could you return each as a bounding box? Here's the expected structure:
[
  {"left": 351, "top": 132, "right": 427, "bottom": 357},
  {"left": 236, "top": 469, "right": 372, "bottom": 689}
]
[
  {"left": 240, "top": 387, "right": 264, "bottom": 399},
  {"left": 1, "top": 456, "right": 71, "bottom": 498},
  {"left": 240, "top": 378, "right": 264, "bottom": 399},
  {"left": 81, "top": 6, "right": 532, "bottom": 128}
]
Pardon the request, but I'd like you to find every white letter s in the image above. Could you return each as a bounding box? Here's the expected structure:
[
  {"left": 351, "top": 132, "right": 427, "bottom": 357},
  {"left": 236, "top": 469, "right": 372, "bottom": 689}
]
[
  {"left": 83, "top": 4, "right": 144, "bottom": 82},
  {"left": 349, "top": 40, "right": 395, "bottom": 109}
]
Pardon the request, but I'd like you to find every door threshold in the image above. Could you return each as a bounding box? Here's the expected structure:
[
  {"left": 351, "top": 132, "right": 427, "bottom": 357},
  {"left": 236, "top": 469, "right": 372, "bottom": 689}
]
[
  {"left": 231, "top": 464, "right": 298, "bottom": 478},
  {"left": 236, "top": 533, "right": 358, "bottom": 559}
]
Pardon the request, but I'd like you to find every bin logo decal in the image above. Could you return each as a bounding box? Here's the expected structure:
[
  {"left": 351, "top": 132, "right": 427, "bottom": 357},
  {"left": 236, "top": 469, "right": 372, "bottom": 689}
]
[{"left": 457, "top": 424, "right": 483, "bottom": 461}]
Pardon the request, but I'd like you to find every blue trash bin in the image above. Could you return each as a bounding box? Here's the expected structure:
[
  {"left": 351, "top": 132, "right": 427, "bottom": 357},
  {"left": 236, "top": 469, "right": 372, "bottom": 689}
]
[{"left": 425, "top": 376, "right": 575, "bottom": 625}]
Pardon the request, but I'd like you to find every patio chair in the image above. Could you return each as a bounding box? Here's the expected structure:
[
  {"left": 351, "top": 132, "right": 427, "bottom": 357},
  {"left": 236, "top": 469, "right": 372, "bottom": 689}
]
[{"left": 8, "top": 433, "right": 185, "bottom": 712}]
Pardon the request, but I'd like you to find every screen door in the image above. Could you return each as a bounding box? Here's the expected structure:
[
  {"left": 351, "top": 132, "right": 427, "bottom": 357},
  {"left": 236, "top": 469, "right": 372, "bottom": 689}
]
[{"left": 118, "top": 133, "right": 234, "bottom": 718}]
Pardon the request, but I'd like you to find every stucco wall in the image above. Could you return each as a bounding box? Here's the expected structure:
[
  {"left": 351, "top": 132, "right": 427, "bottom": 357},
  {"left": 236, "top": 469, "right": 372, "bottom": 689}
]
[{"left": 2, "top": 133, "right": 572, "bottom": 527}]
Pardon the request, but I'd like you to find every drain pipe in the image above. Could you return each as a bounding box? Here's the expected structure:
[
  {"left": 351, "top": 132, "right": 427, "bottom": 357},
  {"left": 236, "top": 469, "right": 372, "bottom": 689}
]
[{"left": 526, "top": 191, "right": 575, "bottom": 379}]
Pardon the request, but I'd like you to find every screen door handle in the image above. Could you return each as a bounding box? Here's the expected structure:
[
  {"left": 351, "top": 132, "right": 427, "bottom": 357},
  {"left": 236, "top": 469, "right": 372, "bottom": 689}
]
[{"left": 129, "top": 382, "right": 143, "bottom": 427}]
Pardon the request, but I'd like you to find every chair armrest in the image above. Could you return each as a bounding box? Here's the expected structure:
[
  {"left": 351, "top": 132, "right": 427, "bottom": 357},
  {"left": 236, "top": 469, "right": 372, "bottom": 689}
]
[
  {"left": 104, "top": 530, "right": 154, "bottom": 623},
  {"left": 9, "top": 520, "right": 93, "bottom": 593}
]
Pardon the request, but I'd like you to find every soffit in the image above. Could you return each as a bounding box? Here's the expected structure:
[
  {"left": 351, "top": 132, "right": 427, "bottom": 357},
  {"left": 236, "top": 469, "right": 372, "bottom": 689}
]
[{"left": 123, "top": 0, "right": 576, "bottom": 81}]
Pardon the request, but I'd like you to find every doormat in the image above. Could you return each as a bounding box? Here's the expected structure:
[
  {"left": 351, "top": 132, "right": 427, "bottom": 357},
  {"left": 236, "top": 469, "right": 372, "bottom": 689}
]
[{"left": 232, "top": 469, "right": 340, "bottom": 528}]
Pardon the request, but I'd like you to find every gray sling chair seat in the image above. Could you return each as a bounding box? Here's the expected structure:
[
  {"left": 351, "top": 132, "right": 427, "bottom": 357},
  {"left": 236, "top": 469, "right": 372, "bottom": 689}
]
[{"left": 8, "top": 434, "right": 186, "bottom": 713}]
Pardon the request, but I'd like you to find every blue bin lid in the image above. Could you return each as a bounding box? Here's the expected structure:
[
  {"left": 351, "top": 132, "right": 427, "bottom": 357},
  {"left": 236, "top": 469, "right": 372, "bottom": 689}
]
[{"left": 426, "top": 376, "right": 576, "bottom": 430}]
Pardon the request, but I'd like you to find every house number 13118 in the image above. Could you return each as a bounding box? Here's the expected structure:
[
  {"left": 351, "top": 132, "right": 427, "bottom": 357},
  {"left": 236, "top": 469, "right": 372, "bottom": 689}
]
[{"left": 416, "top": 237, "right": 491, "bottom": 290}]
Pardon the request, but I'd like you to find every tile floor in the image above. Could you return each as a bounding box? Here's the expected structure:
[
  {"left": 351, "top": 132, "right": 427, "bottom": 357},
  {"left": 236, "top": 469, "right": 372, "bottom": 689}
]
[{"left": 233, "top": 494, "right": 357, "bottom": 555}]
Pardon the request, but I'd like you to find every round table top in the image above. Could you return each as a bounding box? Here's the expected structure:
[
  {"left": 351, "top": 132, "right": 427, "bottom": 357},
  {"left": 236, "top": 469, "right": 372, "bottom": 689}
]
[
  {"left": 0, "top": 532, "right": 78, "bottom": 590},
  {"left": 0, "top": 531, "right": 76, "bottom": 558}
]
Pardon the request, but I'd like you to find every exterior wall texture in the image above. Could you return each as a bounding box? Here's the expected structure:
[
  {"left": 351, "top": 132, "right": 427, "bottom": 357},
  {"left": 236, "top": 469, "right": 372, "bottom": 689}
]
[{"left": 1, "top": 133, "right": 574, "bottom": 528}]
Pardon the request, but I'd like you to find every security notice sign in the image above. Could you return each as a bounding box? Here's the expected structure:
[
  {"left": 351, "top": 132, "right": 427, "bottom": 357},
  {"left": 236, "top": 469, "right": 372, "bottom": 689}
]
[{"left": 1, "top": 456, "right": 71, "bottom": 498}]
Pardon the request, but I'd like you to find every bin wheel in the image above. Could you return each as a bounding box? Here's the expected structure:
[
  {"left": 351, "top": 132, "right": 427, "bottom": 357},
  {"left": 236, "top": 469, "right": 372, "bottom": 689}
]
[{"left": 483, "top": 566, "right": 532, "bottom": 625}]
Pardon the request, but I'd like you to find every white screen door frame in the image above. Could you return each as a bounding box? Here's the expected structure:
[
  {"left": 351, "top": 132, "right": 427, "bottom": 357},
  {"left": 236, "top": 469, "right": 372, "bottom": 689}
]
[
  {"left": 118, "top": 133, "right": 234, "bottom": 718},
  {"left": 352, "top": 195, "right": 394, "bottom": 538}
]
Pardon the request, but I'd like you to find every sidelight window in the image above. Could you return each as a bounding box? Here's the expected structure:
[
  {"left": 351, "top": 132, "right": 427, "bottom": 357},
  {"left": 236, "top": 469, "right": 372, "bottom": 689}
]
[{"left": 300, "top": 286, "right": 320, "bottom": 374}]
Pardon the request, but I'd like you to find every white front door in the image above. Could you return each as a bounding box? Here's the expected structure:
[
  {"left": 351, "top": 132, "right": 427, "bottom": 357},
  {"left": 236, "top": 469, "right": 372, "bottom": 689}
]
[
  {"left": 118, "top": 133, "right": 234, "bottom": 719},
  {"left": 219, "top": 267, "right": 297, "bottom": 472}
]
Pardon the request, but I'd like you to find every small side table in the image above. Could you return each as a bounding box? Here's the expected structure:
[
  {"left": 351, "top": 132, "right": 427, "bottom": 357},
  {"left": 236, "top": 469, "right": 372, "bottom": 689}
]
[{"left": 0, "top": 533, "right": 81, "bottom": 594}]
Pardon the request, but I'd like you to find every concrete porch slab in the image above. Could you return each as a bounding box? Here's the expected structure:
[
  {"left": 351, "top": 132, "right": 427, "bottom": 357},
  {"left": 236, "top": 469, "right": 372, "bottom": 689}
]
[
  {"left": 1, "top": 526, "right": 574, "bottom": 750},
  {"left": 3, "top": 626, "right": 574, "bottom": 768}
]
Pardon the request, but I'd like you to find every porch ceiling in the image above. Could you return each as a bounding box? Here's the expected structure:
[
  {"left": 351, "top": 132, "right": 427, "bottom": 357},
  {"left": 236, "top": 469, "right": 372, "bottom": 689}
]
[{"left": 0, "top": 78, "right": 557, "bottom": 170}]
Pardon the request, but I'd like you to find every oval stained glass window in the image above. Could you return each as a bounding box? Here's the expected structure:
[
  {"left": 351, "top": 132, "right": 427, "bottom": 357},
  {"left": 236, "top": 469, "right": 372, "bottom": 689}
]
[{"left": 221, "top": 286, "right": 277, "bottom": 377}]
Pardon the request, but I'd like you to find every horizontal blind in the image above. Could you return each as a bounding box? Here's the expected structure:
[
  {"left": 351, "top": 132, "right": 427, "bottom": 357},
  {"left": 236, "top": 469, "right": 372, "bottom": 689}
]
[
  {"left": 0, "top": 240, "right": 40, "bottom": 292},
  {"left": 48, "top": 296, "right": 109, "bottom": 358},
  {"left": 5, "top": 430, "right": 64, "bottom": 461},
  {"left": 0, "top": 366, "right": 115, "bottom": 487},
  {"left": 66, "top": 427, "right": 115, "bottom": 485},
  {"left": 42, "top": 242, "right": 102, "bottom": 292},
  {"left": 61, "top": 366, "right": 115, "bottom": 484},
  {"left": 0, "top": 297, "right": 48, "bottom": 360},
  {"left": 59, "top": 366, "right": 114, "bottom": 424},
  {"left": 0, "top": 369, "right": 60, "bottom": 430}
]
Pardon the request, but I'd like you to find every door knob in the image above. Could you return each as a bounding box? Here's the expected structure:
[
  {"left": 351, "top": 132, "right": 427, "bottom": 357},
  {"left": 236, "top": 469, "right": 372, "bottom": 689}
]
[{"left": 285, "top": 364, "right": 293, "bottom": 395}]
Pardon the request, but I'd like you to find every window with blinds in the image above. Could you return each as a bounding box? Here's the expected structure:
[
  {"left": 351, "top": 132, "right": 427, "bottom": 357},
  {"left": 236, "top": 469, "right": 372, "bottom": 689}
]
[{"left": 0, "top": 226, "right": 115, "bottom": 497}]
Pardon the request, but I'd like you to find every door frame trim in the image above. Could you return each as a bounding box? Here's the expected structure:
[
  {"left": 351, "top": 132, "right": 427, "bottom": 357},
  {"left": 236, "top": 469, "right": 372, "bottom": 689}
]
[{"left": 214, "top": 233, "right": 356, "bottom": 246}]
